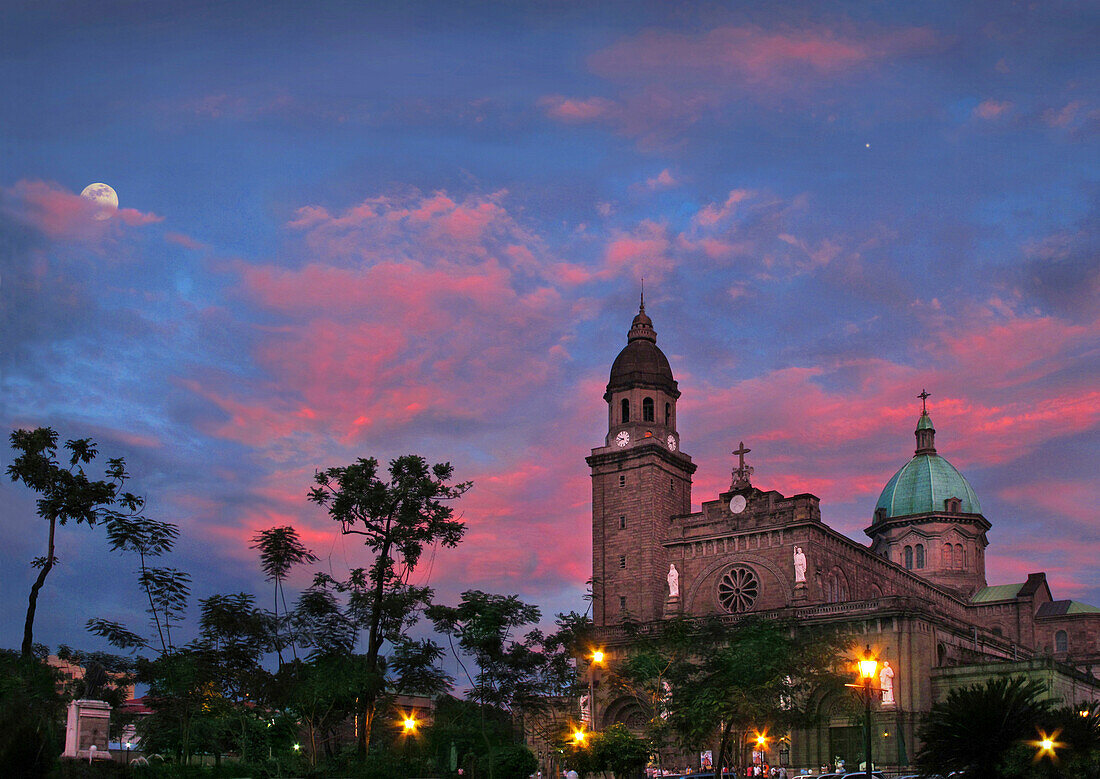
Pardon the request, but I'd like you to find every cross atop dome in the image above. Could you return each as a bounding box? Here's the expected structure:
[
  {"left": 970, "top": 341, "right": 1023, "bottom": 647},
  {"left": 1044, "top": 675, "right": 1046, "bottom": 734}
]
[
  {"left": 915, "top": 391, "right": 936, "bottom": 454},
  {"left": 918, "top": 388, "right": 931, "bottom": 416}
]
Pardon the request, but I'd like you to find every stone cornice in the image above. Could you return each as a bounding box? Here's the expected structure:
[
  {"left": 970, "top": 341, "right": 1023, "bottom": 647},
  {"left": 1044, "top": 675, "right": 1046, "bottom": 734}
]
[
  {"left": 586, "top": 441, "right": 697, "bottom": 473},
  {"left": 864, "top": 511, "right": 992, "bottom": 539}
]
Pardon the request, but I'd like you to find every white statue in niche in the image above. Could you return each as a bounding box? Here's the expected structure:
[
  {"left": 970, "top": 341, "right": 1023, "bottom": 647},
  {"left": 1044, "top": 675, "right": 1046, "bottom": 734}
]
[
  {"left": 793, "top": 547, "right": 808, "bottom": 583},
  {"left": 667, "top": 563, "right": 680, "bottom": 598},
  {"left": 660, "top": 680, "right": 672, "bottom": 720},
  {"left": 879, "top": 661, "right": 895, "bottom": 705}
]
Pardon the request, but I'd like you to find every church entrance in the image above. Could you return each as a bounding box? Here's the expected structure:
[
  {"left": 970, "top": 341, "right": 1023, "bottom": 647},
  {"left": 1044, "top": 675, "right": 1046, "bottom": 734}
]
[{"left": 827, "top": 725, "right": 863, "bottom": 772}]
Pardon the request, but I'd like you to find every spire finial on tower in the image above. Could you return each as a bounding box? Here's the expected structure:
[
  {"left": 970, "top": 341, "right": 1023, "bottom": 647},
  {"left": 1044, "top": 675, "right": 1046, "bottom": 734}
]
[
  {"left": 914, "top": 390, "right": 936, "bottom": 454},
  {"left": 627, "top": 284, "right": 656, "bottom": 343}
]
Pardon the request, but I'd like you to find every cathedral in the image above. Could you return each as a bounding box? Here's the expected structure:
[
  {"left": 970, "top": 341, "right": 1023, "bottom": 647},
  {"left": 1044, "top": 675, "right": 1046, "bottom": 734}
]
[{"left": 585, "top": 300, "right": 1100, "bottom": 771}]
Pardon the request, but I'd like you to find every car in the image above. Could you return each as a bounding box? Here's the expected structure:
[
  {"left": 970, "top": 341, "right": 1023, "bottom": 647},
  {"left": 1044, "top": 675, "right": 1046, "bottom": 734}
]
[{"left": 840, "top": 773, "right": 885, "bottom": 779}]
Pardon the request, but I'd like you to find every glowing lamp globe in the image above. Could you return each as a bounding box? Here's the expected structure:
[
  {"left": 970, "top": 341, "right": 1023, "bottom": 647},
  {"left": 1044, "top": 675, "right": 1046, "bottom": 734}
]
[{"left": 858, "top": 647, "right": 879, "bottom": 681}]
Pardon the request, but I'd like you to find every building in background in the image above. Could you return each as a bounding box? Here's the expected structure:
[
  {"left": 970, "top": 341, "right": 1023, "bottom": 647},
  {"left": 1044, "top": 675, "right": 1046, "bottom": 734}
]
[{"left": 586, "top": 301, "right": 1100, "bottom": 770}]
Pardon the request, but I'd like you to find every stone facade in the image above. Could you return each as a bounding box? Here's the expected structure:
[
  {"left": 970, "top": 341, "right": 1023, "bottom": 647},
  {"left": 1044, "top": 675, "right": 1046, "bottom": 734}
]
[{"left": 586, "top": 304, "right": 1100, "bottom": 771}]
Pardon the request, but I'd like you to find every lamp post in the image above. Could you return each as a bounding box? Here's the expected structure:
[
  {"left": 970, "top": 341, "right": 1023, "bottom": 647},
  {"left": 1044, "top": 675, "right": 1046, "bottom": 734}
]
[
  {"left": 587, "top": 649, "right": 604, "bottom": 729},
  {"left": 853, "top": 646, "right": 880, "bottom": 779},
  {"left": 755, "top": 732, "right": 768, "bottom": 772}
]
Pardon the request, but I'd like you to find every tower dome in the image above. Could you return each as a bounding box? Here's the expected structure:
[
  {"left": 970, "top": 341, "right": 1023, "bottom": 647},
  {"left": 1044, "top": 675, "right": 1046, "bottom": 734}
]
[
  {"left": 874, "top": 409, "right": 981, "bottom": 522},
  {"left": 605, "top": 293, "right": 678, "bottom": 399}
]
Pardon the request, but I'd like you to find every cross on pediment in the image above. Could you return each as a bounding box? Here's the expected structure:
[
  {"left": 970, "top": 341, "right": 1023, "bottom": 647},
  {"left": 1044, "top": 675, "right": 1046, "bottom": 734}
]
[
  {"left": 731, "top": 441, "right": 754, "bottom": 487},
  {"left": 732, "top": 441, "right": 751, "bottom": 470}
]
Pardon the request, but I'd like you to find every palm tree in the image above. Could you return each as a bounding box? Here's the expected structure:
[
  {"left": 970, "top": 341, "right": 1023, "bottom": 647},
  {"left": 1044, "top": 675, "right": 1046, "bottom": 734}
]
[
  {"left": 916, "top": 675, "right": 1055, "bottom": 777},
  {"left": 250, "top": 526, "right": 317, "bottom": 667}
]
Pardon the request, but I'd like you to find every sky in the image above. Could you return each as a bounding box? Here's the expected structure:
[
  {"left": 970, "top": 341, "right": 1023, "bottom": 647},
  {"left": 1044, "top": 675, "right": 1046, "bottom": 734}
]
[{"left": 1, "top": 0, "right": 1098, "bottom": 658}]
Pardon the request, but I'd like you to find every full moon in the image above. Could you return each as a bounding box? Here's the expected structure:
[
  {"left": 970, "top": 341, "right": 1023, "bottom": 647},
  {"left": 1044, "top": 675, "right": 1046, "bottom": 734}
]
[{"left": 80, "top": 182, "right": 119, "bottom": 220}]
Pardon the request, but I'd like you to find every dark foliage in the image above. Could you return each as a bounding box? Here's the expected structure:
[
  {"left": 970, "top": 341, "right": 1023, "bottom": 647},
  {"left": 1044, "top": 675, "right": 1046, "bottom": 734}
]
[
  {"left": 916, "top": 675, "right": 1056, "bottom": 777},
  {"left": 0, "top": 650, "right": 63, "bottom": 778}
]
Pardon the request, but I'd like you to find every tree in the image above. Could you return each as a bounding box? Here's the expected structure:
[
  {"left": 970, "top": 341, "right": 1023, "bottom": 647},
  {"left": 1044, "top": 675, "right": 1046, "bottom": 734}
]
[
  {"left": 7, "top": 428, "right": 144, "bottom": 657},
  {"left": 428, "top": 591, "right": 557, "bottom": 779},
  {"left": 0, "top": 649, "right": 64, "bottom": 776},
  {"left": 611, "top": 616, "right": 847, "bottom": 776},
  {"left": 193, "top": 592, "right": 274, "bottom": 763},
  {"left": 251, "top": 525, "right": 317, "bottom": 667},
  {"left": 592, "top": 723, "right": 651, "bottom": 779},
  {"left": 97, "top": 514, "right": 187, "bottom": 655},
  {"left": 606, "top": 616, "right": 696, "bottom": 769},
  {"left": 916, "top": 676, "right": 1057, "bottom": 777},
  {"left": 307, "top": 454, "right": 470, "bottom": 755}
]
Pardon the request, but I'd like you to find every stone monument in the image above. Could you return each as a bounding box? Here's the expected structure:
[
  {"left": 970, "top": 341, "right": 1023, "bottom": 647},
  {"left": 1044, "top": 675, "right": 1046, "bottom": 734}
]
[{"left": 63, "top": 699, "right": 112, "bottom": 760}]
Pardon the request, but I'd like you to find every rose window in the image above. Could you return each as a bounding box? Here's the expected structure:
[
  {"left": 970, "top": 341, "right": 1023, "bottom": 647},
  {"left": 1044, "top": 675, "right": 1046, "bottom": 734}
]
[{"left": 717, "top": 566, "right": 759, "bottom": 613}]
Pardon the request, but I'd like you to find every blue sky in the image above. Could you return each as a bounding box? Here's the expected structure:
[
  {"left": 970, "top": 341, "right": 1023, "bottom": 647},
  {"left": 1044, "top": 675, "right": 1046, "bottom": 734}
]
[{"left": 1, "top": 0, "right": 1097, "bottom": 656}]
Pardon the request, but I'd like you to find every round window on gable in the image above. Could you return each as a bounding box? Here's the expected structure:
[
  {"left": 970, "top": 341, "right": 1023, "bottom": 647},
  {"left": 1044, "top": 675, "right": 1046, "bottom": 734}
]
[{"left": 717, "top": 566, "right": 760, "bottom": 613}]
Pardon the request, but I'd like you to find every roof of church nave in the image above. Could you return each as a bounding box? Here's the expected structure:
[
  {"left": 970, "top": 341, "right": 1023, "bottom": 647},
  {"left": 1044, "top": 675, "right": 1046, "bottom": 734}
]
[
  {"left": 606, "top": 292, "right": 678, "bottom": 396},
  {"left": 874, "top": 399, "right": 982, "bottom": 522}
]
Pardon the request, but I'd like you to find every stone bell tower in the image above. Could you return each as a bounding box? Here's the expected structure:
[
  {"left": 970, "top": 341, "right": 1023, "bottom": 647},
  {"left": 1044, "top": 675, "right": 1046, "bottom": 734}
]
[{"left": 587, "top": 295, "right": 696, "bottom": 626}]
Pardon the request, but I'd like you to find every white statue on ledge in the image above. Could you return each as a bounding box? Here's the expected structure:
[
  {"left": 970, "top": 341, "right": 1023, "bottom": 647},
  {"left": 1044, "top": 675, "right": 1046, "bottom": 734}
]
[
  {"left": 793, "top": 546, "right": 807, "bottom": 584},
  {"left": 667, "top": 563, "right": 680, "bottom": 598},
  {"left": 880, "top": 661, "right": 895, "bottom": 705}
]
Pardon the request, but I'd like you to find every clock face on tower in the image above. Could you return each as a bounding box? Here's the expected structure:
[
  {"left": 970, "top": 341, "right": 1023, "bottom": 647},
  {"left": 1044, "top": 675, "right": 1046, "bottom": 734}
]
[
  {"left": 729, "top": 494, "right": 747, "bottom": 514},
  {"left": 615, "top": 431, "right": 630, "bottom": 448},
  {"left": 667, "top": 435, "right": 677, "bottom": 451}
]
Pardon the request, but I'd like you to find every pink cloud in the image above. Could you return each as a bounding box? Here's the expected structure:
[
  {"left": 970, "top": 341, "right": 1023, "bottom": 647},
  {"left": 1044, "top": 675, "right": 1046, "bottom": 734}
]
[
  {"left": 642, "top": 169, "right": 678, "bottom": 191},
  {"left": 589, "top": 24, "right": 939, "bottom": 85},
  {"left": 675, "top": 303, "right": 1100, "bottom": 526},
  {"left": 973, "top": 99, "right": 1012, "bottom": 120},
  {"left": 538, "top": 95, "right": 619, "bottom": 123},
  {"left": 165, "top": 231, "right": 208, "bottom": 251},
  {"left": 0, "top": 179, "right": 163, "bottom": 240},
  {"left": 1042, "top": 100, "right": 1084, "bottom": 128},
  {"left": 118, "top": 208, "right": 164, "bottom": 226},
  {"left": 602, "top": 220, "right": 674, "bottom": 280},
  {"left": 194, "top": 190, "right": 583, "bottom": 448},
  {"left": 693, "top": 189, "right": 755, "bottom": 227}
]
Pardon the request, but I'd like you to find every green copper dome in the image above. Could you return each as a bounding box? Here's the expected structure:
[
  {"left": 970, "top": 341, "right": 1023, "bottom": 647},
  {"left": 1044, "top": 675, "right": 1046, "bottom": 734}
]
[{"left": 874, "top": 410, "right": 982, "bottom": 522}]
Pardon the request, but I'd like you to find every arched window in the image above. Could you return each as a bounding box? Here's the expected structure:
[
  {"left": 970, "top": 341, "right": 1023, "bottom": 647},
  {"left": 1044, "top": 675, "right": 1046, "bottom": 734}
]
[
  {"left": 1055, "top": 630, "right": 1068, "bottom": 653},
  {"left": 916, "top": 544, "right": 925, "bottom": 569},
  {"left": 642, "top": 397, "right": 655, "bottom": 422},
  {"left": 903, "top": 546, "right": 913, "bottom": 570},
  {"left": 943, "top": 543, "right": 954, "bottom": 569},
  {"left": 621, "top": 398, "right": 630, "bottom": 423},
  {"left": 956, "top": 544, "right": 965, "bottom": 569},
  {"left": 665, "top": 402, "right": 671, "bottom": 422}
]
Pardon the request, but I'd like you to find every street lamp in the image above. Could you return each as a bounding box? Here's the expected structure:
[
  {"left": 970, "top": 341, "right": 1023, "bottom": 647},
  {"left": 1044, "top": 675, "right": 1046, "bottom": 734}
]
[
  {"left": 403, "top": 716, "right": 418, "bottom": 734},
  {"left": 846, "top": 646, "right": 879, "bottom": 779},
  {"left": 755, "top": 732, "right": 768, "bottom": 770},
  {"left": 586, "top": 649, "right": 605, "bottom": 728},
  {"left": 1033, "top": 730, "right": 1063, "bottom": 763},
  {"left": 573, "top": 729, "right": 586, "bottom": 744}
]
